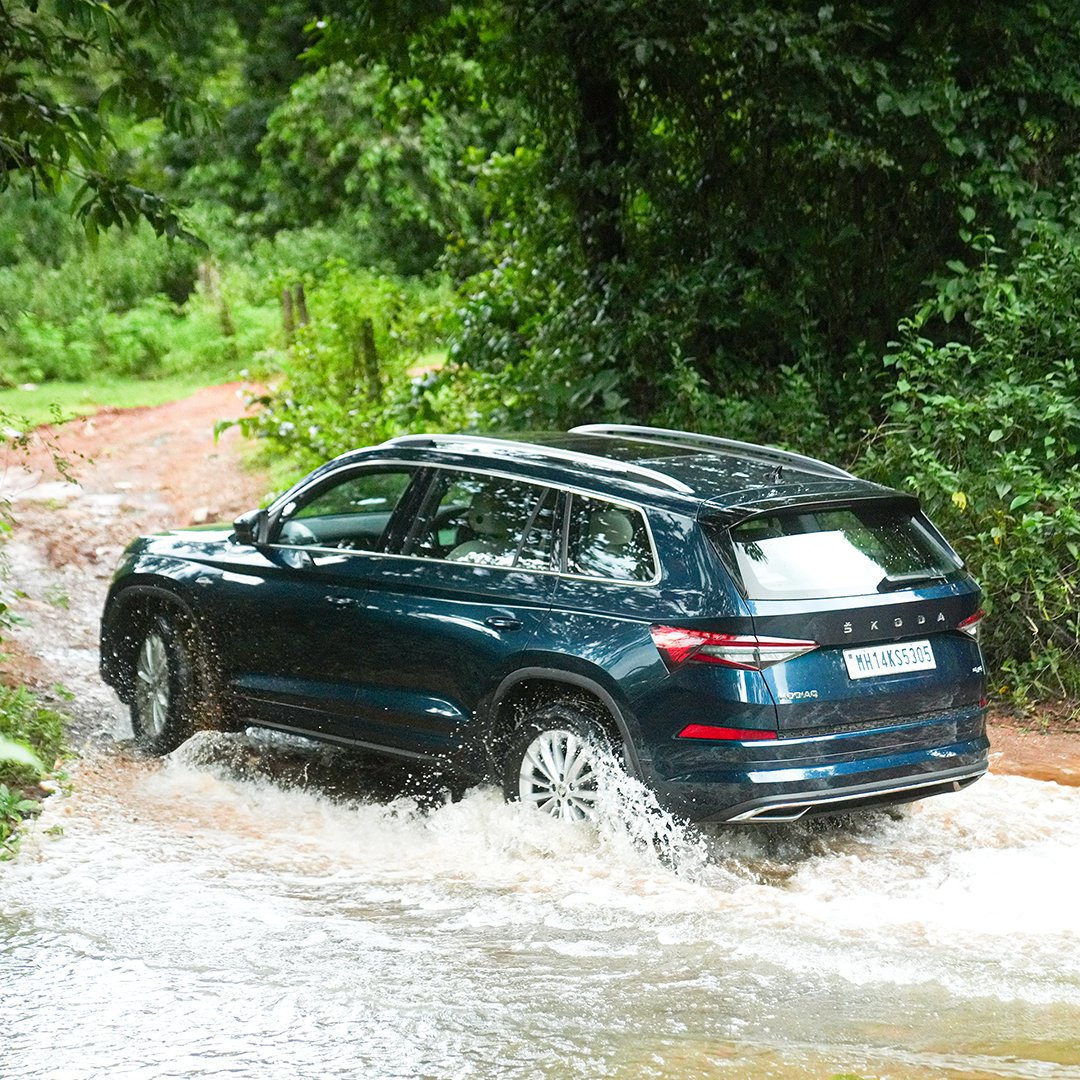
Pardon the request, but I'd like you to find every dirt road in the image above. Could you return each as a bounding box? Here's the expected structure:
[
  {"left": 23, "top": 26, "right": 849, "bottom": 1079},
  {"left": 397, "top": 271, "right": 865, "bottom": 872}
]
[
  {"left": 1, "top": 383, "right": 1077, "bottom": 781},
  {"left": 1, "top": 382, "right": 266, "bottom": 743}
]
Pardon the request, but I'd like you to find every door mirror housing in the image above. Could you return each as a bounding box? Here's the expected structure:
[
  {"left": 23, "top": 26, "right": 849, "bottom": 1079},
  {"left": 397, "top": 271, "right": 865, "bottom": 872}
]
[{"left": 232, "top": 508, "right": 268, "bottom": 546}]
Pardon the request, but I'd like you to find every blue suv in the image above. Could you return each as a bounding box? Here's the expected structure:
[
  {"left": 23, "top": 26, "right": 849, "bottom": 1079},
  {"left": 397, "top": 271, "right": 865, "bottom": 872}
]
[{"left": 100, "top": 424, "right": 988, "bottom": 823}]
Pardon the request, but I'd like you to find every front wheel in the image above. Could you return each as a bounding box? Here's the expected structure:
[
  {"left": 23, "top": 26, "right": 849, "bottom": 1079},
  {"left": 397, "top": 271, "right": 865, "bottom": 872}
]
[
  {"left": 502, "top": 705, "right": 618, "bottom": 823},
  {"left": 131, "top": 614, "right": 196, "bottom": 754}
]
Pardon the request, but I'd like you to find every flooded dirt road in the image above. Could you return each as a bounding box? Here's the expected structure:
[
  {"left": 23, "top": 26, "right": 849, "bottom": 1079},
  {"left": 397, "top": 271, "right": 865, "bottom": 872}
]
[
  {"left": 4, "top": 743, "right": 1080, "bottom": 1079},
  {"left": 2, "top": 388, "right": 1079, "bottom": 1079}
]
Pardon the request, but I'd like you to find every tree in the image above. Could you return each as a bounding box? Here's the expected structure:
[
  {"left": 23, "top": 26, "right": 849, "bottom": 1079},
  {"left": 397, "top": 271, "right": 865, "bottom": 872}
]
[
  {"left": 0, "top": 0, "right": 207, "bottom": 239},
  {"left": 309, "top": 2, "right": 1080, "bottom": 431}
]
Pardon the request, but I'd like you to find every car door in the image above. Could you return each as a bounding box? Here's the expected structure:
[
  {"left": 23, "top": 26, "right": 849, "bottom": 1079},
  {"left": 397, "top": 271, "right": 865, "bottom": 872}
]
[
  {"left": 213, "top": 463, "right": 429, "bottom": 739},
  {"left": 348, "top": 467, "right": 560, "bottom": 755}
]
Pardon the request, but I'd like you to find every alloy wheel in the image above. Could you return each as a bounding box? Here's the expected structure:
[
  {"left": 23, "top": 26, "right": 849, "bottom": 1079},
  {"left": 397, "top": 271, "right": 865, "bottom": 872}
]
[
  {"left": 517, "top": 728, "right": 604, "bottom": 822},
  {"left": 135, "top": 631, "right": 170, "bottom": 739}
]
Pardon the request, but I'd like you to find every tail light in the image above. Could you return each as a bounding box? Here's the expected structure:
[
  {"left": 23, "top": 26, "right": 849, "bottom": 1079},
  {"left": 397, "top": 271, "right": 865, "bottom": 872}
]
[
  {"left": 651, "top": 625, "right": 818, "bottom": 671},
  {"left": 958, "top": 610, "right": 985, "bottom": 640}
]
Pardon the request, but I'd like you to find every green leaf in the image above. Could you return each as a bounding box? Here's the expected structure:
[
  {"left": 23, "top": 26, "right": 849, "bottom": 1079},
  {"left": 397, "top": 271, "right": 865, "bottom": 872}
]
[{"left": 0, "top": 736, "right": 44, "bottom": 776}]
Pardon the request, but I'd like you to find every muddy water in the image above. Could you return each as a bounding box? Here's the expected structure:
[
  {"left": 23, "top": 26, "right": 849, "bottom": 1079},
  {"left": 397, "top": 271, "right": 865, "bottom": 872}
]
[{"left": 2, "top": 738, "right": 1078, "bottom": 1080}]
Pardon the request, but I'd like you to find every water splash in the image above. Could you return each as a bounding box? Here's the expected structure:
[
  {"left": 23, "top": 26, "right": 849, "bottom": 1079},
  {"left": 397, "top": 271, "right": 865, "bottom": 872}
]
[{"left": 3, "top": 741, "right": 1079, "bottom": 1079}]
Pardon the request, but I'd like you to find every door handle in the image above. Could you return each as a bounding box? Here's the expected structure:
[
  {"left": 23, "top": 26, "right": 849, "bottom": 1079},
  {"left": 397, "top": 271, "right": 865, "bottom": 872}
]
[{"left": 485, "top": 616, "right": 523, "bottom": 631}]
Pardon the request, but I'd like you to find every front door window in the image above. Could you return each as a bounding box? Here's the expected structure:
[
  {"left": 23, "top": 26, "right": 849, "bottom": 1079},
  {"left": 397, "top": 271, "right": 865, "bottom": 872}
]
[{"left": 274, "top": 468, "right": 418, "bottom": 552}]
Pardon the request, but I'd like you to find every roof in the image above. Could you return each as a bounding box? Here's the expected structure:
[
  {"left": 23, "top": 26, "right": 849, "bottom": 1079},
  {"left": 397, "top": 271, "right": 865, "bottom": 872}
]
[{"left": 365, "top": 425, "right": 894, "bottom": 512}]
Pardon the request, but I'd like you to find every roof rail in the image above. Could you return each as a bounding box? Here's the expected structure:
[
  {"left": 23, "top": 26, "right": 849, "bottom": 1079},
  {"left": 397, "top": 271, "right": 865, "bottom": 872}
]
[
  {"left": 569, "top": 423, "right": 855, "bottom": 480},
  {"left": 382, "top": 433, "right": 695, "bottom": 495}
]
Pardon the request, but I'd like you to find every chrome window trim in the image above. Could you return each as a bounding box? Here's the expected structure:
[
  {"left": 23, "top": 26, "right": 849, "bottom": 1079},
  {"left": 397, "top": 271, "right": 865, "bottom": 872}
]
[{"left": 267, "top": 458, "right": 665, "bottom": 588}]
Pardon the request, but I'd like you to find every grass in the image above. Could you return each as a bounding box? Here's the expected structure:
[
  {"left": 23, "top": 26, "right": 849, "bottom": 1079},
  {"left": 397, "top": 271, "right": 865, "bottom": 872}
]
[{"left": 0, "top": 371, "right": 238, "bottom": 430}]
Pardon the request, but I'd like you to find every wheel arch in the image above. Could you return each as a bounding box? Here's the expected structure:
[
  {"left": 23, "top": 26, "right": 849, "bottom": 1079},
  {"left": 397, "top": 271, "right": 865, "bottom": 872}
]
[
  {"left": 101, "top": 582, "right": 218, "bottom": 710},
  {"left": 486, "top": 667, "right": 645, "bottom": 781}
]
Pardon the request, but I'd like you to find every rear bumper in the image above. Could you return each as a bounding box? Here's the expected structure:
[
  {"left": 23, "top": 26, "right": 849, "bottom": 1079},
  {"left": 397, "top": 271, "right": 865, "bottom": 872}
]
[{"left": 646, "top": 706, "right": 989, "bottom": 824}]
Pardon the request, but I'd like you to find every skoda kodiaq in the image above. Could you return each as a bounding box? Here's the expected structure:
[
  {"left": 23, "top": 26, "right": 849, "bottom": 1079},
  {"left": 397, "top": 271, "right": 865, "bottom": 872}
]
[{"left": 100, "top": 424, "right": 989, "bottom": 823}]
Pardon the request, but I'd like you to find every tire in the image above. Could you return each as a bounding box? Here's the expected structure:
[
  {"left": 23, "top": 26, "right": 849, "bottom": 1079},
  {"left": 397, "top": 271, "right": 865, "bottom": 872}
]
[
  {"left": 502, "top": 704, "right": 619, "bottom": 823},
  {"left": 130, "top": 613, "right": 197, "bottom": 754}
]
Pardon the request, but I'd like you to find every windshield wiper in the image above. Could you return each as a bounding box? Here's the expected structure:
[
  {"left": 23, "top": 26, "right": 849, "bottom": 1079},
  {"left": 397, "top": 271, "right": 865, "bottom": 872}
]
[{"left": 877, "top": 571, "right": 948, "bottom": 593}]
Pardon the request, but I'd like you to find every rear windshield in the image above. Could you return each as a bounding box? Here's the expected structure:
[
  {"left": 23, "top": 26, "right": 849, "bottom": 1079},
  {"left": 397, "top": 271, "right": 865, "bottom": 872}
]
[{"left": 720, "top": 505, "right": 961, "bottom": 600}]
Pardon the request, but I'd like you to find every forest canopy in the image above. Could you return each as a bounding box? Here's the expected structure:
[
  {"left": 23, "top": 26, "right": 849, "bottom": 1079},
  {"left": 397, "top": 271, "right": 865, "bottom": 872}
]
[{"left": 2, "top": 1, "right": 1079, "bottom": 702}]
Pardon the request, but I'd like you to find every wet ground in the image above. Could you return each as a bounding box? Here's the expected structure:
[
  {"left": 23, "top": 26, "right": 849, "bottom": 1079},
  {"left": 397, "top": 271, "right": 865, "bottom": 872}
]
[
  {"left": 2, "top": 388, "right": 1079, "bottom": 1079},
  {"left": 4, "top": 736, "right": 1079, "bottom": 1079}
]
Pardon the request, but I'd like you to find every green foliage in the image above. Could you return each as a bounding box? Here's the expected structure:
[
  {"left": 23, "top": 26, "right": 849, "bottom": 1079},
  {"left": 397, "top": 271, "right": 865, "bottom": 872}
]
[
  {"left": 0, "top": 686, "right": 67, "bottom": 787},
  {"left": 0, "top": 0, "right": 209, "bottom": 242},
  {"left": 0, "top": 734, "right": 45, "bottom": 779},
  {"left": 865, "top": 211, "right": 1080, "bottom": 699},
  {"left": 317, "top": 2, "right": 1080, "bottom": 435},
  {"left": 0, "top": 206, "right": 260, "bottom": 385},
  {"left": 229, "top": 265, "right": 453, "bottom": 467},
  {"left": 0, "top": 683, "right": 65, "bottom": 857},
  {"left": 0, "top": 780, "right": 42, "bottom": 859},
  {"left": 254, "top": 62, "right": 493, "bottom": 274}
]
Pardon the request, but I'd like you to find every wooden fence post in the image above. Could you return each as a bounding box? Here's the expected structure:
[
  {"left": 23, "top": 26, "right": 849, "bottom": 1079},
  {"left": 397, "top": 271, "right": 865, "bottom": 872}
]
[{"left": 358, "top": 317, "right": 382, "bottom": 403}]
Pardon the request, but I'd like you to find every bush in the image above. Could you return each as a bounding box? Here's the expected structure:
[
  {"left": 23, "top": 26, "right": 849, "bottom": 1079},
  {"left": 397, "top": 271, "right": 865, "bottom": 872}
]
[
  {"left": 0, "top": 218, "right": 211, "bottom": 385},
  {"left": 229, "top": 264, "right": 454, "bottom": 469},
  {"left": 865, "top": 225, "right": 1080, "bottom": 700},
  {"left": 0, "top": 688, "right": 63, "bottom": 788}
]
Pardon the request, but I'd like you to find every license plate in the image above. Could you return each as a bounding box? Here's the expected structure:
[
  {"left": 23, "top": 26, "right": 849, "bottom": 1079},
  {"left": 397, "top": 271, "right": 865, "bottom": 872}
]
[{"left": 843, "top": 639, "right": 936, "bottom": 680}]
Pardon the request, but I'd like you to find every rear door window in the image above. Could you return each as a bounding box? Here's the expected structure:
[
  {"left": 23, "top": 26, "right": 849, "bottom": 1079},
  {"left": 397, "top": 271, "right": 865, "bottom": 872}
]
[{"left": 722, "top": 505, "right": 961, "bottom": 600}]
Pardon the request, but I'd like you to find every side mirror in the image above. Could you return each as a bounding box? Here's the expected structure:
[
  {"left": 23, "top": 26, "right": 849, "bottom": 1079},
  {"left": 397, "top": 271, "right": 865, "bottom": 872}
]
[{"left": 232, "top": 508, "right": 268, "bottom": 546}]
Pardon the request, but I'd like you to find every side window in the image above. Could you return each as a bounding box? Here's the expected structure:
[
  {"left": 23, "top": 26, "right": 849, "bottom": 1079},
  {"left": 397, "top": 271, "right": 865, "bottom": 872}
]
[
  {"left": 407, "top": 471, "right": 556, "bottom": 569},
  {"left": 275, "top": 468, "right": 416, "bottom": 551},
  {"left": 567, "top": 495, "right": 656, "bottom": 582}
]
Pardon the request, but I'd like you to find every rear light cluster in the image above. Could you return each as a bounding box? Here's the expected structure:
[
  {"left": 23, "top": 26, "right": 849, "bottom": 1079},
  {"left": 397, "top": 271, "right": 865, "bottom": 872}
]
[
  {"left": 958, "top": 609, "right": 985, "bottom": 639},
  {"left": 650, "top": 625, "right": 818, "bottom": 672}
]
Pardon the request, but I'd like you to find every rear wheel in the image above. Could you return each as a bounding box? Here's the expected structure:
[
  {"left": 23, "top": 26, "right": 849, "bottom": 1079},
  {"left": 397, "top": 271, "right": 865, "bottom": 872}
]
[
  {"left": 131, "top": 614, "right": 196, "bottom": 754},
  {"left": 502, "top": 705, "right": 617, "bottom": 822}
]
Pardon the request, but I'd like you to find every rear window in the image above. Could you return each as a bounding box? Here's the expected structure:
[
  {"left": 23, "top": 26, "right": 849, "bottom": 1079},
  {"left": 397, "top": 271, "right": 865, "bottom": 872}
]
[{"left": 721, "top": 505, "right": 961, "bottom": 600}]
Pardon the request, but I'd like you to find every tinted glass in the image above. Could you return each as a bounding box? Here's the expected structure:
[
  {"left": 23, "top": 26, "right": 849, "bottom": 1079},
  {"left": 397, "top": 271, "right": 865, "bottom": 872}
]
[
  {"left": 567, "top": 496, "right": 656, "bottom": 582},
  {"left": 726, "top": 506, "right": 960, "bottom": 600},
  {"left": 405, "top": 472, "right": 555, "bottom": 569},
  {"left": 275, "top": 468, "right": 416, "bottom": 551}
]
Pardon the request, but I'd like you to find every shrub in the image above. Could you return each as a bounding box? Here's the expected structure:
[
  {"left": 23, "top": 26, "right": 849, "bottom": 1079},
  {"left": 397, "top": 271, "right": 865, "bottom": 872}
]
[
  {"left": 228, "top": 264, "right": 454, "bottom": 469},
  {"left": 864, "top": 225, "right": 1080, "bottom": 700}
]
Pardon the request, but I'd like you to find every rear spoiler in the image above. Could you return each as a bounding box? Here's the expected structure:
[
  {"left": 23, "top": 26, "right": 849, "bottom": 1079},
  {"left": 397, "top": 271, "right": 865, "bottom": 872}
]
[{"left": 698, "top": 490, "right": 921, "bottom": 528}]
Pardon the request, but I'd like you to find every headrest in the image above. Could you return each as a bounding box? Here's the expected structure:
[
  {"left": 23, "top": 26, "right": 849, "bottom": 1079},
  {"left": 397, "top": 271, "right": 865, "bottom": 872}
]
[
  {"left": 467, "top": 493, "right": 511, "bottom": 536},
  {"left": 587, "top": 508, "right": 634, "bottom": 548}
]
